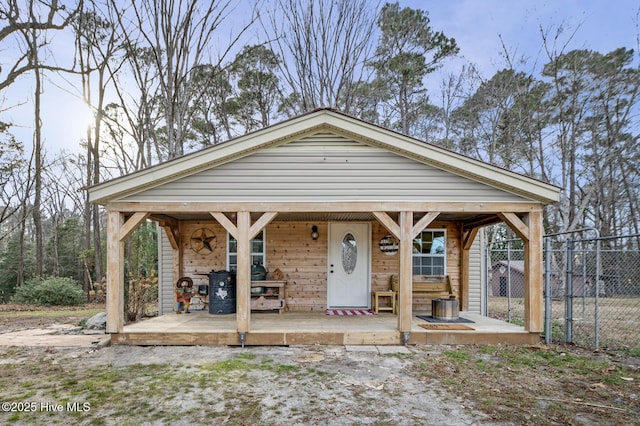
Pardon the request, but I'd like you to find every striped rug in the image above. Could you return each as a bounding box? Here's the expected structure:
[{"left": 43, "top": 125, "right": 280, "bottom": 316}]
[{"left": 326, "top": 309, "right": 376, "bottom": 316}]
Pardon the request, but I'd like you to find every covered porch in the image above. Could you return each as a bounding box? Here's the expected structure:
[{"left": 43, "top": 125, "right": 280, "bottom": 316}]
[{"left": 103, "top": 203, "right": 545, "bottom": 345}]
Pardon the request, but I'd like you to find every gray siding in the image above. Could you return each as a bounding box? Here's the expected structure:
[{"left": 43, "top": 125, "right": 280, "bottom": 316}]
[
  {"left": 478, "top": 231, "right": 488, "bottom": 316},
  {"left": 467, "top": 235, "right": 483, "bottom": 314},
  {"left": 157, "top": 226, "right": 175, "bottom": 315},
  {"left": 123, "top": 134, "right": 527, "bottom": 203}
]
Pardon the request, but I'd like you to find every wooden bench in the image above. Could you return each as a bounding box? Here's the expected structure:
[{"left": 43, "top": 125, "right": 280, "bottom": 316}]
[{"left": 391, "top": 275, "right": 455, "bottom": 301}]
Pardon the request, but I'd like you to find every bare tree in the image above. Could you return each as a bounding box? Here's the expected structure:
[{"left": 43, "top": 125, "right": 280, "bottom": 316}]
[
  {"left": 1, "top": 0, "right": 82, "bottom": 278},
  {"left": 40, "top": 151, "right": 88, "bottom": 280},
  {"left": 435, "top": 64, "right": 480, "bottom": 149},
  {"left": 105, "top": 44, "right": 162, "bottom": 171},
  {"left": 3, "top": 141, "right": 35, "bottom": 287},
  {"left": 72, "top": 0, "right": 125, "bottom": 287},
  {"left": 0, "top": 0, "right": 81, "bottom": 91},
  {"left": 263, "top": 0, "right": 378, "bottom": 115},
  {"left": 0, "top": 129, "right": 27, "bottom": 238},
  {"left": 111, "top": 0, "right": 256, "bottom": 161},
  {"left": 27, "top": 19, "right": 45, "bottom": 275}
]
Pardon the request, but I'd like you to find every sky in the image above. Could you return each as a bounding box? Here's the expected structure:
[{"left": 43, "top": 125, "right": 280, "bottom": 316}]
[
  {"left": 2, "top": 0, "right": 639, "bottom": 155},
  {"left": 422, "top": 0, "right": 639, "bottom": 75}
]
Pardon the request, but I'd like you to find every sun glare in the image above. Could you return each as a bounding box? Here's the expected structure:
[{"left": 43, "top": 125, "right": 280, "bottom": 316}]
[{"left": 80, "top": 103, "right": 96, "bottom": 132}]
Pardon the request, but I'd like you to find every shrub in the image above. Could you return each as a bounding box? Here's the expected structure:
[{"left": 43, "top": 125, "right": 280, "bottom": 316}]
[
  {"left": 10, "top": 278, "right": 41, "bottom": 304},
  {"left": 126, "top": 271, "right": 158, "bottom": 322},
  {"left": 11, "top": 277, "right": 86, "bottom": 306}
]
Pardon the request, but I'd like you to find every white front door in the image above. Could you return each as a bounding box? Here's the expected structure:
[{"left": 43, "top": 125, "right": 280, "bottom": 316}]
[{"left": 327, "top": 222, "right": 370, "bottom": 308}]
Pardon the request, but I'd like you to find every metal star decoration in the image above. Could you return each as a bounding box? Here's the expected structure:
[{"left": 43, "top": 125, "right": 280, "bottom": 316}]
[{"left": 190, "top": 228, "right": 216, "bottom": 254}]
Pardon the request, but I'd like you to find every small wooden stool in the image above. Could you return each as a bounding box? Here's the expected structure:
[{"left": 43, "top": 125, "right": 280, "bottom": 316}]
[{"left": 372, "top": 290, "right": 396, "bottom": 314}]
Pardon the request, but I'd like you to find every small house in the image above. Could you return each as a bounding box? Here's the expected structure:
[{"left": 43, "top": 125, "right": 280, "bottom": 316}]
[
  {"left": 491, "top": 260, "right": 589, "bottom": 298},
  {"left": 88, "top": 109, "right": 560, "bottom": 345},
  {"left": 491, "top": 261, "right": 527, "bottom": 298}
]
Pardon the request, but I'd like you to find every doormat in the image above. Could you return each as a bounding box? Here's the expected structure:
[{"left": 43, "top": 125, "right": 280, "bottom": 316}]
[
  {"left": 326, "top": 309, "right": 376, "bottom": 316},
  {"left": 416, "top": 315, "right": 474, "bottom": 324},
  {"left": 418, "top": 323, "right": 474, "bottom": 330}
]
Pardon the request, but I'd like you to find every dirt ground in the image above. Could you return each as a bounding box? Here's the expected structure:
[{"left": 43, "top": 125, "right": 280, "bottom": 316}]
[
  {"left": 0, "top": 304, "right": 105, "bottom": 333},
  {"left": 1, "top": 305, "right": 639, "bottom": 425}
]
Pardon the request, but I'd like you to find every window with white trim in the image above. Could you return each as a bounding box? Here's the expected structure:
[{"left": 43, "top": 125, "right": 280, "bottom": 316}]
[
  {"left": 227, "top": 230, "right": 266, "bottom": 272},
  {"left": 412, "top": 229, "right": 446, "bottom": 275}
]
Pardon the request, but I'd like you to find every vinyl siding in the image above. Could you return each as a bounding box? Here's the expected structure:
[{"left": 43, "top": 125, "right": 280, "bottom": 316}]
[
  {"left": 467, "top": 235, "right": 483, "bottom": 314},
  {"left": 122, "top": 134, "right": 528, "bottom": 203},
  {"left": 158, "top": 226, "right": 175, "bottom": 315}
]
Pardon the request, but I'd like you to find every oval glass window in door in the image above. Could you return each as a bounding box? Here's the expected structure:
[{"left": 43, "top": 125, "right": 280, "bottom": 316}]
[{"left": 342, "top": 232, "right": 357, "bottom": 274}]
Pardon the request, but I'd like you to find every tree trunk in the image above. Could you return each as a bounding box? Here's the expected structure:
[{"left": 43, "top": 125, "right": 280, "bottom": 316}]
[
  {"left": 84, "top": 125, "right": 92, "bottom": 291},
  {"left": 17, "top": 207, "right": 27, "bottom": 287},
  {"left": 32, "top": 29, "right": 44, "bottom": 277}
]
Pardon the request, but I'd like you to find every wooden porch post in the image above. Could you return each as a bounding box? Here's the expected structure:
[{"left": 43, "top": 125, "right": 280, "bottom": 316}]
[
  {"left": 460, "top": 227, "right": 480, "bottom": 312},
  {"left": 374, "top": 210, "right": 438, "bottom": 342},
  {"left": 211, "top": 211, "right": 277, "bottom": 340},
  {"left": 524, "top": 210, "right": 544, "bottom": 332},
  {"left": 106, "top": 210, "right": 150, "bottom": 333},
  {"left": 398, "top": 211, "right": 413, "bottom": 338},
  {"left": 106, "top": 210, "right": 124, "bottom": 333},
  {"left": 498, "top": 210, "right": 544, "bottom": 332},
  {"left": 236, "top": 211, "right": 251, "bottom": 335}
]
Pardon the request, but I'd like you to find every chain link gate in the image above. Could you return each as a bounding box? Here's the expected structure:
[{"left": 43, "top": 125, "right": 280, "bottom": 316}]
[
  {"left": 487, "top": 232, "right": 640, "bottom": 352},
  {"left": 484, "top": 239, "right": 525, "bottom": 325}
]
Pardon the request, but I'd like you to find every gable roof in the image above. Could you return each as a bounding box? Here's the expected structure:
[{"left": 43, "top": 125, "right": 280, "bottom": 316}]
[{"left": 88, "top": 108, "right": 561, "bottom": 205}]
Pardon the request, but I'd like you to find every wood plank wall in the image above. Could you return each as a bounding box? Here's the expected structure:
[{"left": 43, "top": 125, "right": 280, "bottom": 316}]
[
  {"left": 266, "top": 222, "right": 327, "bottom": 311},
  {"left": 371, "top": 220, "right": 461, "bottom": 311},
  {"left": 177, "top": 220, "right": 462, "bottom": 312},
  {"left": 180, "top": 221, "right": 229, "bottom": 292}
]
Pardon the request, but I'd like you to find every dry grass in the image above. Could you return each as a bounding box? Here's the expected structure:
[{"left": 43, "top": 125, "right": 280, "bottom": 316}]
[
  {"left": 1, "top": 305, "right": 639, "bottom": 425},
  {"left": 489, "top": 296, "right": 640, "bottom": 351},
  {"left": 0, "top": 304, "right": 105, "bottom": 333},
  {"left": 424, "top": 344, "right": 640, "bottom": 425}
]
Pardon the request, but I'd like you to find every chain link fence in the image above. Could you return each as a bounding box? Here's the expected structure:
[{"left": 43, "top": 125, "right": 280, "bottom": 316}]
[
  {"left": 486, "top": 232, "right": 640, "bottom": 352},
  {"left": 484, "top": 241, "right": 526, "bottom": 325}
]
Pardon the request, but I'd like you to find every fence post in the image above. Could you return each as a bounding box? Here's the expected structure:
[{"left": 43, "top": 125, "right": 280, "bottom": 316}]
[
  {"left": 595, "top": 238, "right": 601, "bottom": 349},
  {"left": 566, "top": 239, "right": 574, "bottom": 344},
  {"left": 581, "top": 248, "right": 587, "bottom": 318},
  {"left": 507, "top": 240, "right": 512, "bottom": 323},
  {"left": 545, "top": 237, "right": 552, "bottom": 344}
]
